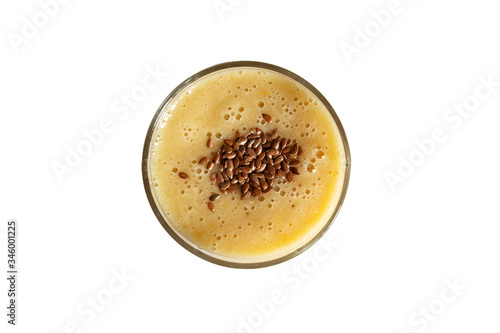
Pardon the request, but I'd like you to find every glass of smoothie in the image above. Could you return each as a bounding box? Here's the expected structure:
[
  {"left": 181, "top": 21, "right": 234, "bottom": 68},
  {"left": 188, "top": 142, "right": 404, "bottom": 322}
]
[{"left": 142, "top": 61, "right": 351, "bottom": 268}]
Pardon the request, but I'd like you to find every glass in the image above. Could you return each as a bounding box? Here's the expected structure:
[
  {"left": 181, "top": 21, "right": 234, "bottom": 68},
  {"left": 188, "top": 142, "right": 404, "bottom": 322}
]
[{"left": 142, "top": 61, "right": 351, "bottom": 268}]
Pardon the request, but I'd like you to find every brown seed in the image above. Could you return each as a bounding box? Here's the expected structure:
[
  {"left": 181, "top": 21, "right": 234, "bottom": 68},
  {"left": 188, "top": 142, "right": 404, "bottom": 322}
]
[
  {"left": 282, "top": 147, "right": 291, "bottom": 154},
  {"left": 257, "top": 152, "right": 266, "bottom": 160},
  {"left": 241, "top": 166, "right": 252, "bottom": 174},
  {"left": 290, "top": 144, "right": 298, "bottom": 155},
  {"left": 289, "top": 160, "right": 301, "bottom": 168},
  {"left": 216, "top": 173, "right": 224, "bottom": 183},
  {"left": 235, "top": 129, "right": 242, "bottom": 138},
  {"left": 199, "top": 157, "right": 209, "bottom": 165},
  {"left": 219, "top": 181, "right": 230, "bottom": 190},
  {"left": 262, "top": 113, "right": 272, "bottom": 123},
  {"left": 210, "top": 173, "right": 216, "bottom": 182},
  {"left": 280, "top": 138, "right": 287, "bottom": 149},
  {"left": 247, "top": 148, "right": 256, "bottom": 157},
  {"left": 207, "top": 202, "right": 215, "bottom": 212},
  {"left": 270, "top": 128, "right": 279, "bottom": 139},
  {"left": 231, "top": 177, "right": 238, "bottom": 184},
  {"left": 242, "top": 182, "right": 250, "bottom": 193},
  {"left": 267, "top": 149, "right": 279, "bottom": 157},
  {"left": 257, "top": 162, "right": 266, "bottom": 173},
  {"left": 255, "top": 144, "right": 262, "bottom": 155},
  {"left": 242, "top": 154, "right": 252, "bottom": 163},
  {"left": 261, "top": 133, "right": 267, "bottom": 145},
  {"left": 226, "top": 169, "right": 233, "bottom": 178},
  {"left": 247, "top": 139, "right": 255, "bottom": 148},
  {"left": 263, "top": 172, "right": 274, "bottom": 179},
  {"left": 207, "top": 137, "right": 213, "bottom": 148},
  {"left": 277, "top": 169, "right": 286, "bottom": 178},
  {"left": 224, "top": 144, "right": 233, "bottom": 153},
  {"left": 274, "top": 162, "right": 281, "bottom": 170},
  {"left": 250, "top": 160, "right": 256, "bottom": 171},
  {"left": 248, "top": 134, "right": 260, "bottom": 139},
  {"left": 286, "top": 172, "right": 293, "bottom": 182},
  {"left": 220, "top": 189, "right": 228, "bottom": 195},
  {"left": 259, "top": 178, "right": 268, "bottom": 189},
  {"left": 267, "top": 178, "right": 274, "bottom": 187},
  {"left": 236, "top": 137, "right": 248, "bottom": 146},
  {"left": 266, "top": 164, "right": 275, "bottom": 175},
  {"left": 206, "top": 161, "right": 214, "bottom": 170},
  {"left": 241, "top": 191, "right": 251, "bottom": 200},
  {"left": 224, "top": 152, "right": 236, "bottom": 159},
  {"left": 272, "top": 140, "right": 280, "bottom": 150},
  {"left": 281, "top": 162, "right": 289, "bottom": 173},
  {"left": 224, "top": 139, "right": 233, "bottom": 146},
  {"left": 254, "top": 172, "right": 264, "bottom": 178},
  {"left": 179, "top": 172, "right": 189, "bottom": 179},
  {"left": 255, "top": 158, "right": 262, "bottom": 169},
  {"left": 209, "top": 194, "right": 220, "bottom": 201},
  {"left": 222, "top": 172, "right": 229, "bottom": 181},
  {"left": 298, "top": 146, "right": 303, "bottom": 156},
  {"left": 238, "top": 174, "right": 245, "bottom": 184},
  {"left": 273, "top": 155, "right": 284, "bottom": 164},
  {"left": 228, "top": 184, "right": 238, "bottom": 193},
  {"left": 213, "top": 153, "right": 221, "bottom": 165},
  {"left": 250, "top": 174, "right": 259, "bottom": 183},
  {"left": 250, "top": 180, "right": 260, "bottom": 188},
  {"left": 234, "top": 156, "right": 240, "bottom": 168},
  {"left": 263, "top": 187, "right": 272, "bottom": 194},
  {"left": 253, "top": 138, "right": 261, "bottom": 148},
  {"left": 290, "top": 167, "right": 300, "bottom": 175},
  {"left": 254, "top": 188, "right": 262, "bottom": 197},
  {"left": 227, "top": 159, "right": 234, "bottom": 171}
]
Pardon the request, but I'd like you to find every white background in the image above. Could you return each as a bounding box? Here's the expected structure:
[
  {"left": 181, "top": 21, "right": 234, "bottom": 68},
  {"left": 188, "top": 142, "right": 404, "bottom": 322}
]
[{"left": 1, "top": 0, "right": 499, "bottom": 332}]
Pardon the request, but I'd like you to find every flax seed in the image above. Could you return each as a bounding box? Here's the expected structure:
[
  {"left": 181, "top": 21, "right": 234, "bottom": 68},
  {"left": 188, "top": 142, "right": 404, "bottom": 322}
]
[{"left": 267, "top": 149, "right": 279, "bottom": 157}]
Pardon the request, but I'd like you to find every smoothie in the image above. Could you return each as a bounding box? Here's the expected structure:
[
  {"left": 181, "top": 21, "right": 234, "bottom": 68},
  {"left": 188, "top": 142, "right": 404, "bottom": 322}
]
[{"left": 147, "top": 66, "right": 348, "bottom": 263}]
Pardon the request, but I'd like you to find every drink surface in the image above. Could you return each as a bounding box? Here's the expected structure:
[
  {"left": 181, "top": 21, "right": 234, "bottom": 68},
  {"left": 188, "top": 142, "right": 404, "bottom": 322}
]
[{"left": 150, "top": 68, "right": 346, "bottom": 262}]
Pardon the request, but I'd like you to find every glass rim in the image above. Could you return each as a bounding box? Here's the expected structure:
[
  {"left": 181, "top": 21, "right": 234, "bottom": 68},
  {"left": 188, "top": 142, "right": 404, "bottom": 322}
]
[{"left": 142, "top": 60, "right": 351, "bottom": 269}]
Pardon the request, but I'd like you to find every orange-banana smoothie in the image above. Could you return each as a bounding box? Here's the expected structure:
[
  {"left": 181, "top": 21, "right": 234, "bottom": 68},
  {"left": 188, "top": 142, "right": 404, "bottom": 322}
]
[{"left": 148, "top": 67, "right": 348, "bottom": 263}]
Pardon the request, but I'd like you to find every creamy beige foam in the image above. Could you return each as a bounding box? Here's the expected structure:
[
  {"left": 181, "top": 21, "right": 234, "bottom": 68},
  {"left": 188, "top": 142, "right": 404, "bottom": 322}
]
[{"left": 149, "top": 68, "right": 346, "bottom": 261}]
